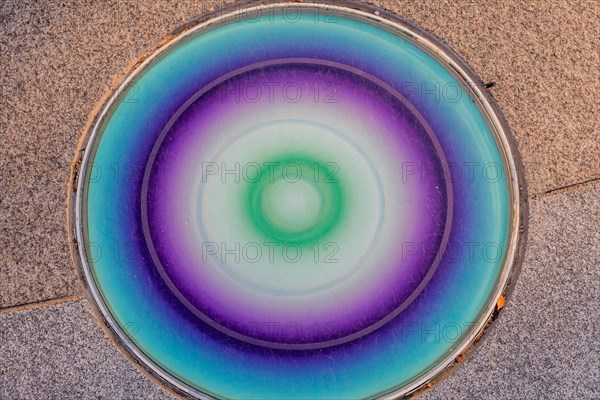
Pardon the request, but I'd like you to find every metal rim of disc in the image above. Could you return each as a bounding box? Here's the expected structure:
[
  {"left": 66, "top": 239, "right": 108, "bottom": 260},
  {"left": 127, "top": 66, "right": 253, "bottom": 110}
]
[{"left": 68, "top": 1, "right": 528, "bottom": 398}]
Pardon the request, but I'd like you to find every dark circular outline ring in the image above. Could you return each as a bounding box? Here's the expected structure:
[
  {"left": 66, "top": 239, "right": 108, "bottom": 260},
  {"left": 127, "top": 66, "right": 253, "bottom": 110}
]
[
  {"left": 139, "top": 58, "right": 453, "bottom": 350},
  {"left": 67, "top": 1, "right": 529, "bottom": 399}
]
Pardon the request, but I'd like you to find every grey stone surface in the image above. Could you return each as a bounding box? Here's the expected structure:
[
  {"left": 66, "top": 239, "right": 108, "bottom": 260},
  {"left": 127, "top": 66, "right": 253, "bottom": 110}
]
[
  {"left": 0, "top": 0, "right": 598, "bottom": 398},
  {"left": 423, "top": 183, "right": 600, "bottom": 399},
  {"left": 0, "top": 300, "right": 176, "bottom": 400}
]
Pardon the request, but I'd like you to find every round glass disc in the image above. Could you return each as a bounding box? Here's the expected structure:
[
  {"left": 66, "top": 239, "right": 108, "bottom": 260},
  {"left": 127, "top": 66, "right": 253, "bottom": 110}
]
[{"left": 70, "top": 2, "right": 525, "bottom": 399}]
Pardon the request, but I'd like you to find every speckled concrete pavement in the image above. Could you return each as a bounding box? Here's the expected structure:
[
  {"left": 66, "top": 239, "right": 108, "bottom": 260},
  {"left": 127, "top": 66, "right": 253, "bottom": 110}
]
[{"left": 1, "top": 0, "right": 598, "bottom": 398}]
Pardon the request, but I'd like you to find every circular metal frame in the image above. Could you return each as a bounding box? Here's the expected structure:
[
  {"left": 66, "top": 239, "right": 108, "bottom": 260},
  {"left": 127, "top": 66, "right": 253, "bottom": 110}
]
[{"left": 67, "top": 1, "right": 528, "bottom": 398}]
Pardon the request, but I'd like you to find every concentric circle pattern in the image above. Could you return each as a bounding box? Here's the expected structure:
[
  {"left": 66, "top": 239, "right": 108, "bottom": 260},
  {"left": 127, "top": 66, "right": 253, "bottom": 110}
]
[{"left": 74, "top": 3, "right": 522, "bottom": 399}]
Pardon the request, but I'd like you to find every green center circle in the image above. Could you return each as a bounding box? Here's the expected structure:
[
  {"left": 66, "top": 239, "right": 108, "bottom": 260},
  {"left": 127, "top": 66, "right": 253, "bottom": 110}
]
[
  {"left": 247, "top": 158, "right": 343, "bottom": 244},
  {"left": 260, "top": 178, "right": 323, "bottom": 233}
]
